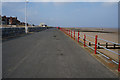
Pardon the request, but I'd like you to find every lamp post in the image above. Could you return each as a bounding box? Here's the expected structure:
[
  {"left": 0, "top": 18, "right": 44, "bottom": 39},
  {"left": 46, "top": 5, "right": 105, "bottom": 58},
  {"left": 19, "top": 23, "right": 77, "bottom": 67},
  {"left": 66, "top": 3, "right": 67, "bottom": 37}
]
[
  {"left": 25, "top": 0, "right": 29, "bottom": 33},
  {"left": 0, "top": 0, "right": 2, "bottom": 26}
]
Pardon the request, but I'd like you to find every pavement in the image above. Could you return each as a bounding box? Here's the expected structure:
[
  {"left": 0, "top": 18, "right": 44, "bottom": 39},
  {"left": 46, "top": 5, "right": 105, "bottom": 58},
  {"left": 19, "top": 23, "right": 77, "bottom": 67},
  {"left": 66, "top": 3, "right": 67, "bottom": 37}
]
[{"left": 2, "top": 28, "right": 117, "bottom": 78}]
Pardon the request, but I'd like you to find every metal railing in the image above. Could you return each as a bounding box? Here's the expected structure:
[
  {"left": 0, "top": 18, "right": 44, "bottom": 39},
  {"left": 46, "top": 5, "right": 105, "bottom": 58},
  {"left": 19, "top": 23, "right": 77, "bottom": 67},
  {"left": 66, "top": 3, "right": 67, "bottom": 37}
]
[{"left": 58, "top": 27, "right": 120, "bottom": 72}]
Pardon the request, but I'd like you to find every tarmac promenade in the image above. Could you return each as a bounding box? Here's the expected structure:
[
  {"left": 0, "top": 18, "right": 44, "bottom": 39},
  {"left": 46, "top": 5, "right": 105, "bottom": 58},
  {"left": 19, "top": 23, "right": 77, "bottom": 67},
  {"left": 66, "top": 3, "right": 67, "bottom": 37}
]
[{"left": 2, "top": 28, "right": 117, "bottom": 78}]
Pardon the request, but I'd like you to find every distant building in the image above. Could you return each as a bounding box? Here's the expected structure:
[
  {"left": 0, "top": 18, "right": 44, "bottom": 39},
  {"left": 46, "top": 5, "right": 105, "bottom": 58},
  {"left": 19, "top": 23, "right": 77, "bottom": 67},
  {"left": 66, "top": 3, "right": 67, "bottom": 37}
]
[
  {"left": 2, "top": 16, "right": 7, "bottom": 25},
  {"left": 42, "top": 24, "right": 47, "bottom": 27},
  {"left": 0, "top": 15, "right": 29, "bottom": 26},
  {"left": 9, "top": 17, "right": 20, "bottom": 25},
  {"left": 1, "top": 15, "right": 21, "bottom": 25},
  {"left": 20, "top": 22, "right": 25, "bottom": 26},
  {"left": 39, "top": 23, "right": 47, "bottom": 27},
  {"left": 0, "top": 15, "right": 31, "bottom": 27}
]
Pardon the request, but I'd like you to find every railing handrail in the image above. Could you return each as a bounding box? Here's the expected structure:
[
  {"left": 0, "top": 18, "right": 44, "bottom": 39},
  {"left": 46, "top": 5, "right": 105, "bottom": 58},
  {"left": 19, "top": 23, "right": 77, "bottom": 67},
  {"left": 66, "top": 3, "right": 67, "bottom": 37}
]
[
  {"left": 70, "top": 30, "right": 119, "bottom": 45},
  {"left": 59, "top": 28, "right": 120, "bottom": 71}
]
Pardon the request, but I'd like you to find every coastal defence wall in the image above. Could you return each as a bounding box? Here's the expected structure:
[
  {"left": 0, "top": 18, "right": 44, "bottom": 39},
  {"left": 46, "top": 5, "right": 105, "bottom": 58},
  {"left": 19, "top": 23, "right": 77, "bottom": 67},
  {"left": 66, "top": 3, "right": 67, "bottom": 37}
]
[{"left": 2, "top": 27, "right": 53, "bottom": 38}]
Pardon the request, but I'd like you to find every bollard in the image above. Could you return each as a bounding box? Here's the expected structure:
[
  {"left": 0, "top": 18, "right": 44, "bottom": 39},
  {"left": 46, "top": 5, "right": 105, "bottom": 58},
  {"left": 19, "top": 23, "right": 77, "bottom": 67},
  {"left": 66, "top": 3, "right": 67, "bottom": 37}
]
[
  {"left": 95, "top": 35, "right": 98, "bottom": 54},
  {"left": 71, "top": 30, "right": 72, "bottom": 38},
  {"left": 78, "top": 31, "right": 79, "bottom": 42},
  {"left": 84, "top": 34, "right": 86, "bottom": 47},
  {"left": 74, "top": 30, "right": 75, "bottom": 40}
]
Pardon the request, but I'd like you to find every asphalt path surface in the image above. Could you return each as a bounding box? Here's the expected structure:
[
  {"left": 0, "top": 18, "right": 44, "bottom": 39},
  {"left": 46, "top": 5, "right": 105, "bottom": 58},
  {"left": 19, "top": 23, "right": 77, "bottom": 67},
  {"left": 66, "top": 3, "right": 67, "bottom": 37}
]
[{"left": 3, "top": 28, "right": 117, "bottom": 78}]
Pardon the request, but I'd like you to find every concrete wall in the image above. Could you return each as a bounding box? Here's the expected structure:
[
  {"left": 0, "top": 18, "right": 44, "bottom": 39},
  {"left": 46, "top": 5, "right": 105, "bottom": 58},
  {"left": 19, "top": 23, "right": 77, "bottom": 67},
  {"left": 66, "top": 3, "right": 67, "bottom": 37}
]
[{"left": 2, "top": 27, "right": 53, "bottom": 38}]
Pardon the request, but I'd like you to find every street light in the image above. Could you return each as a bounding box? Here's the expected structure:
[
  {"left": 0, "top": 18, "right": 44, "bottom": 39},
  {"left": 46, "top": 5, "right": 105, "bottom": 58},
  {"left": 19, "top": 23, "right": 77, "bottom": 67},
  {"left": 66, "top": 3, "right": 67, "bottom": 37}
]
[
  {"left": 25, "top": 0, "right": 29, "bottom": 33},
  {"left": 0, "top": 0, "right": 2, "bottom": 27}
]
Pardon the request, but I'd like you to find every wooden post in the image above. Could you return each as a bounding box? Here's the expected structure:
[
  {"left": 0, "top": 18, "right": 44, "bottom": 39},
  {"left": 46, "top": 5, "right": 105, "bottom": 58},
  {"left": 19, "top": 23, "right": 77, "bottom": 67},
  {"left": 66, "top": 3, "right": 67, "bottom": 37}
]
[
  {"left": 89, "top": 42, "right": 91, "bottom": 46},
  {"left": 84, "top": 34, "right": 86, "bottom": 47},
  {"left": 106, "top": 43, "right": 108, "bottom": 48},
  {"left": 95, "top": 35, "right": 98, "bottom": 54},
  {"left": 114, "top": 44, "right": 116, "bottom": 49},
  {"left": 78, "top": 31, "right": 79, "bottom": 42},
  {"left": 98, "top": 43, "right": 100, "bottom": 49},
  {"left": 74, "top": 30, "right": 75, "bottom": 40}
]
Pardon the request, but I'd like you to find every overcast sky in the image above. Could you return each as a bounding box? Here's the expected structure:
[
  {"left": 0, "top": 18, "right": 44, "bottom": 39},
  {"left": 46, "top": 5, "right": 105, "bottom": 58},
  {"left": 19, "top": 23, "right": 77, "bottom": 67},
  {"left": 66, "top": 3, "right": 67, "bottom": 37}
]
[{"left": 2, "top": 2, "right": 118, "bottom": 28}]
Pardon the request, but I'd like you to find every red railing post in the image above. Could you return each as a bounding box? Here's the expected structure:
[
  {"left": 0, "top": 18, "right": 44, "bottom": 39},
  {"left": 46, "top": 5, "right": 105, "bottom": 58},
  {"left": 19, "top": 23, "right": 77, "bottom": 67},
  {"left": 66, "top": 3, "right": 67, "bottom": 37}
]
[
  {"left": 84, "top": 34, "right": 86, "bottom": 47},
  {"left": 78, "top": 31, "right": 79, "bottom": 42},
  {"left": 95, "top": 35, "right": 98, "bottom": 54},
  {"left": 118, "top": 55, "right": 120, "bottom": 72},
  {"left": 69, "top": 30, "right": 70, "bottom": 36},
  {"left": 74, "top": 30, "right": 75, "bottom": 40},
  {"left": 71, "top": 30, "right": 72, "bottom": 38},
  {"left": 67, "top": 30, "right": 69, "bottom": 34},
  {"left": 66, "top": 29, "right": 67, "bottom": 34}
]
